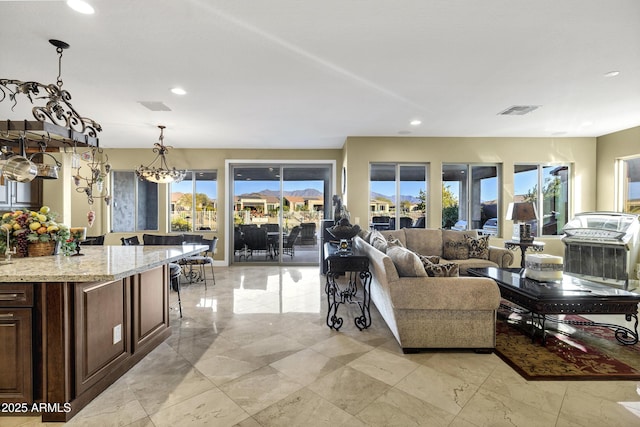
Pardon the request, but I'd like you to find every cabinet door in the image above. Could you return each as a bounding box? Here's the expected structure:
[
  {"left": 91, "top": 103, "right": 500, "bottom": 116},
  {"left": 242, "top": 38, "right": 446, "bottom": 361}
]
[
  {"left": 0, "top": 308, "right": 32, "bottom": 403},
  {"left": 13, "top": 180, "right": 43, "bottom": 207}
]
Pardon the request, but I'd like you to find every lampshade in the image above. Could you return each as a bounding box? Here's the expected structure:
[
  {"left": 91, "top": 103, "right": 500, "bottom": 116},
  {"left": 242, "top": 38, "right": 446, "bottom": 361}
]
[{"left": 506, "top": 202, "right": 538, "bottom": 222}]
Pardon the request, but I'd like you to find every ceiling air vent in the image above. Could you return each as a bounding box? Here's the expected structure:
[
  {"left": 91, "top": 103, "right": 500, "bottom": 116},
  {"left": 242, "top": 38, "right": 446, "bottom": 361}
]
[
  {"left": 138, "top": 101, "right": 172, "bottom": 111},
  {"left": 498, "top": 105, "right": 540, "bottom": 116}
]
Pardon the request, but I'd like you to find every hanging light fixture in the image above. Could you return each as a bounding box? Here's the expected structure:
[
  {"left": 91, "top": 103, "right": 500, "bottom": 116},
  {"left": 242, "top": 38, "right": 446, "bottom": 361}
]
[
  {"left": 135, "top": 125, "right": 186, "bottom": 184},
  {"left": 0, "top": 39, "right": 101, "bottom": 146}
]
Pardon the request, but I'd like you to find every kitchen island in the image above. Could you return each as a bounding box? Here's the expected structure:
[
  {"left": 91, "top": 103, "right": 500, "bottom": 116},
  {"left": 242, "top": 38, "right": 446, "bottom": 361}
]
[{"left": 0, "top": 244, "right": 206, "bottom": 422}]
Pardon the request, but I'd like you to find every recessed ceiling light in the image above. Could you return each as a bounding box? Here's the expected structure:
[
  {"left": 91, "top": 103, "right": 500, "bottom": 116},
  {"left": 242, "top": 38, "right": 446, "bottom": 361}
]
[
  {"left": 171, "top": 87, "right": 187, "bottom": 95},
  {"left": 67, "top": 0, "right": 95, "bottom": 14},
  {"left": 410, "top": 120, "right": 422, "bottom": 126},
  {"left": 604, "top": 71, "right": 620, "bottom": 78}
]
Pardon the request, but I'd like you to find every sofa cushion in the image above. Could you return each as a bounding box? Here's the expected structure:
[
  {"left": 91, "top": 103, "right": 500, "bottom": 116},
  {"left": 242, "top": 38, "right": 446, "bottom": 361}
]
[
  {"left": 403, "top": 228, "right": 443, "bottom": 257},
  {"left": 370, "top": 229, "right": 388, "bottom": 253},
  {"left": 387, "top": 246, "right": 428, "bottom": 277},
  {"left": 466, "top": 235, "right": 490, "bottom": 260},
  {"left": 442, "top": 230, "right": 473, "bottom": 260},
  {"left": 418, "top": 254, "right": 458, "bottom": 277}
]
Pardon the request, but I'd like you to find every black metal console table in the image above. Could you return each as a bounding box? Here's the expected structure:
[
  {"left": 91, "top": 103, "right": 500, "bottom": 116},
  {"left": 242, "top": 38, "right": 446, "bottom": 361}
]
[{"left": 324, "top": 242, "right": 372, "bottom": 331}]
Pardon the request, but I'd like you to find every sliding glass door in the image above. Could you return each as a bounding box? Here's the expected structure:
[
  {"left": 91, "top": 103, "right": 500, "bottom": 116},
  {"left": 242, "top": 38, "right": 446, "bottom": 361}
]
[{"left": 231, "top": 163, "right": 332, "bottom": 265}]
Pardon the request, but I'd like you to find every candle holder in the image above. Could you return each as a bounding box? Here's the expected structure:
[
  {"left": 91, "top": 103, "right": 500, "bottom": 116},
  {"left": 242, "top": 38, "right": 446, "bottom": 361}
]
[{"left": 70, "top": 227, "right": 87, "bottom": 257}]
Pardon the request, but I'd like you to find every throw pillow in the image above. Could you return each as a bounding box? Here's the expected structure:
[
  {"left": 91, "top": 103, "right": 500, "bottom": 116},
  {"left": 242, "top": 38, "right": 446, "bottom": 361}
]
[
  {"left": 386, "top": 246, "right": 428, "bottom": 277},
  {"left": 423, "top": 261, "right": 460, "bottom": 277},
  {"left": 358, "top": 228, "right": 372, "bottom": 243},
  {"left": 370, "top": 229, "right": 388, "bottom": 253},
  {"left": 386, "top": 237, "right": 405, "bottom": 249},
  {"left": 443, "top": 240, "right": 469, "bottom": 260},
  {"left": 418, "top": 254, "right": 440, "bottom": 264},
  {"left": 419, "top": 255, "right": 459, "bottom": 277},
  {"left": 466, "top": 235, "right": 489, "bottom": 260},
  {"left": 442, "top": 230, "right": 471, "bottom": 260}
]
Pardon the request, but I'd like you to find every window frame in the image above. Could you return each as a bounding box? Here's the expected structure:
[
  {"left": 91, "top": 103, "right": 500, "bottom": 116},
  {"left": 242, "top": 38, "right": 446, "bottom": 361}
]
[
  {"left": 442, "top": 163, "right": 501, "bottom": 234},
  {"left": 616, "top": 156, "right": 640, "bottom": 214},
  {"left": 369, "top": 163, "right": 429, "bottom": 230},
  {"left": 513, "top": 163, "right": 571, "bottom": 237},
  {"left": 169, "top": 170, "right": 218, "bottom": 233}
]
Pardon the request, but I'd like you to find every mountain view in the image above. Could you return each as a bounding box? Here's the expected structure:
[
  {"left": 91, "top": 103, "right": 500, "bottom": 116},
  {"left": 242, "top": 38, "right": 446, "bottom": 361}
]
[
  {"left": 370, "top": 191, "right": 421, "bottom": 204},
  {"left": 237, "top": 188, "right": 323, "bottom": 198}
]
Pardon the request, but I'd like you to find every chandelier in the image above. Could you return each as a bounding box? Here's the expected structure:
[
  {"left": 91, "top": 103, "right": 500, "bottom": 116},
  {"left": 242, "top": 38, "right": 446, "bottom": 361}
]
[
  {"left": 0, "top": 39, "right": 101, "bottom": 145},
  {"left": 73, "top": 146, "right": 111, "bottom": 205},
  {"left": 135, "top": 125, "right": 185, "bottom": 184}
]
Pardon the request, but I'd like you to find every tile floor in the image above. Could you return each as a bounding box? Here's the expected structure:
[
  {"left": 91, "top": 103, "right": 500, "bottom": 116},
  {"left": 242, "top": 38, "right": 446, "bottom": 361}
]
[{"left": 7, "top": 265, "right": 640, "bottom": 426}]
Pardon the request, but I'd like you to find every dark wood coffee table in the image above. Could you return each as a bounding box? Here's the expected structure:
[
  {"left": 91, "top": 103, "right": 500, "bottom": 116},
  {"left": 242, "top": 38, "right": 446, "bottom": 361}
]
[{"left": 468, "top": 267, "right": 640, "bottom": 345}]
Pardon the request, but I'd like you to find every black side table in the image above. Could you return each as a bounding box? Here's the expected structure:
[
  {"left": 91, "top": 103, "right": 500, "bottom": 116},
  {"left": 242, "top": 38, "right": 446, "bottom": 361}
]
[
  {"left": 504, "top": 240, "right": 545, "bottom": 269},
  {"left": 324, "top": 243, "right": 372, "bottom": 331}
]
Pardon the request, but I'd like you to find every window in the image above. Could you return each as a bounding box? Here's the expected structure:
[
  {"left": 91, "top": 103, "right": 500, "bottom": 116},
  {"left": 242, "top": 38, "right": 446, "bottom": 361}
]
[
  {"left": 442, "top": 164, "right": 500, "bottom": 232},
  {"left": 369, "top": 163, "right": 428, "bottom": 229},
  {"left": 514, "top": 164, "right": 569, "bottom": 236},
  {"left": 618, "top": 157, "right": 640, "bottom": 214},
  {"left": 170, "top": 171, "right": 218, "bottom": 232},
  {"left": 111, "top": 171, "right": 158, "bottom": 232}
]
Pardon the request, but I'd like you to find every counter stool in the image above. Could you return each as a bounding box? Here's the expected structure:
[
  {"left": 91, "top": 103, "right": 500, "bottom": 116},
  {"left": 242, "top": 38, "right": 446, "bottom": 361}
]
[
  {"left": 169, "top": 263, "right": 182, "bottom": 318},
  {"left": 179, "top": 237, "right": 217, "bottom": 288}
]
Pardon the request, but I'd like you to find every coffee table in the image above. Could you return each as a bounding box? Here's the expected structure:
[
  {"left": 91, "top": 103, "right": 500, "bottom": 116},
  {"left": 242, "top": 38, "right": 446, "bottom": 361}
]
[{"left": 468, "top": 267, "right": 640, "bottom": 345}]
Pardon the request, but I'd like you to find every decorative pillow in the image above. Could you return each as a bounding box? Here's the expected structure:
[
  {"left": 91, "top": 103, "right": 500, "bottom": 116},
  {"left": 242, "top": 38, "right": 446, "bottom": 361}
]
[
  {"left": 443, "top": 240, "right": 469, "bottom": 260},
  {"left": 386, "top": 237, "right": 405, "bottom": 249},
  {"left": 370, "top": 229, "right": 388, "bottom": 253},
  {"left": 466, "top": 235, "right": 490, "bottom": 260},
  {"left": 418, "top": 254, "right": 440, "bottom": 265},
  {"left": 442, "top": 230, "right": 471, "bottom": 260},
  {"left": 423, "top": 261, "right": 460, "bottom": 277},
  {"left": 386, "top": 246, "right": 428, "bottom": 277},
  {"left": 358, "top": 228, "right": 372, "bottom": 243}
]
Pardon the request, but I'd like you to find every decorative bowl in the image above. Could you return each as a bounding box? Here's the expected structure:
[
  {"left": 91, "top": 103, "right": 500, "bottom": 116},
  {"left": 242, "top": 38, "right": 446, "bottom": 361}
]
[{"left": 327, "top": 224, "right": 361, "bottom": 240}]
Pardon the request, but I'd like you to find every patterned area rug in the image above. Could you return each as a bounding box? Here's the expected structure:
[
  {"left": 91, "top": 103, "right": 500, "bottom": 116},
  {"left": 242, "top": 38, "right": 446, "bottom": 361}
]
[{"left": 495, "top": 308, "right": 640, "bottom": 380}]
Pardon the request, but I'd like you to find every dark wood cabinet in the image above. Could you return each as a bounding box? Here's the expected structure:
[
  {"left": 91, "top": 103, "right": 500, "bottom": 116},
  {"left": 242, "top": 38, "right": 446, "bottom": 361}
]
[
  {"left": 0, "top": 284, "right": 33, "bottom": 403},
  {"left": 0, "top": 179, "right": 43, "bottom": 209}
]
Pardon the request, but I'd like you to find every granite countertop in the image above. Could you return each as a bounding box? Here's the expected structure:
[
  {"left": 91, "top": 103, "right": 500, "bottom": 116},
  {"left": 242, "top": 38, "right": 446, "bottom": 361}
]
[{"left": 0, "top": 244, "right": 208, "bottom": 282}]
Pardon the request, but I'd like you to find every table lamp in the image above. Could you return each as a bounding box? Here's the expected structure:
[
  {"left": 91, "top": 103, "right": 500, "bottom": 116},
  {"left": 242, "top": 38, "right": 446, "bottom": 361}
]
[{"left": 506, "top": 202, "right": 538, "bottom": 243}]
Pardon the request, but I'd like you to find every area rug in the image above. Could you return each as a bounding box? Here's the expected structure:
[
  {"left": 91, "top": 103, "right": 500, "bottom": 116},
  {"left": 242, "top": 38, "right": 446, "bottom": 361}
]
[{"left": 494, "top": 307, "right": 640, "bottom": 380}]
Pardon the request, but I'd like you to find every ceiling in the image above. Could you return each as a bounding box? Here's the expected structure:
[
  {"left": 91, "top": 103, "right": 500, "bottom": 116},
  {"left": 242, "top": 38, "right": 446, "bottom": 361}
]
[{"left": 1, "top": 0, "right": 639, "bottom": 150}]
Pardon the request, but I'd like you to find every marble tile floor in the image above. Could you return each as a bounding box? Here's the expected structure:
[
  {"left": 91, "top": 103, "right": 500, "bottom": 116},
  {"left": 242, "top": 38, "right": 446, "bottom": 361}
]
[{"left": 6, "top": 265, "right": 640, "bottom": 427}]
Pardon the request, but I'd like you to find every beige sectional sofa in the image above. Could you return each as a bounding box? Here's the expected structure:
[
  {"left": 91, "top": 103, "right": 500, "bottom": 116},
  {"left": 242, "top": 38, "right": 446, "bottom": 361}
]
[{"left": 354, "top": 228, "right": 513, "bottom": 352}]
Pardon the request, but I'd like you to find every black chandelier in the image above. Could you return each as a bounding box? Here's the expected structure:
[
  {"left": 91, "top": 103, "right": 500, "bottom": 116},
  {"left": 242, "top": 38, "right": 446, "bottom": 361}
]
[
  {"left": 135, "top": 125, "right": 186, "bottom": 184},
  {"left": 0, "top": 39, "right": 101, "bottom": 144}
]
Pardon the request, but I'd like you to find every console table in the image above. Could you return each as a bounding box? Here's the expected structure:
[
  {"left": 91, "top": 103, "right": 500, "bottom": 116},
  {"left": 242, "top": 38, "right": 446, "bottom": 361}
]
[
  {"left": 469, "top": 267, "right": 640, "bottom": 345},
  {"left": 323, "top": 242, "right": 372, "bottom": 331}
]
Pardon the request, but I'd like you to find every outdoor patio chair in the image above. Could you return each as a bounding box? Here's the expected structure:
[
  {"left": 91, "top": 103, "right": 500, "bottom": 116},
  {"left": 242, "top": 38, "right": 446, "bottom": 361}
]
[
  {"left": 300, "top": 222, "right": 317, "bottom": 245},
  {"left": 282, "top": 226, "right": 301, "bottom": 257}
]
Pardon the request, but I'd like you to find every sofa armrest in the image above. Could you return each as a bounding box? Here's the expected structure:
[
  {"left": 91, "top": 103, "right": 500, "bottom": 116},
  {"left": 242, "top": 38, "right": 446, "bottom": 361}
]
[
  {"left": 388, "top": 277, "right": 501, "bottom": 311},
  {"left": 488, "top": 246, "right": 514, "bottom": 268}
]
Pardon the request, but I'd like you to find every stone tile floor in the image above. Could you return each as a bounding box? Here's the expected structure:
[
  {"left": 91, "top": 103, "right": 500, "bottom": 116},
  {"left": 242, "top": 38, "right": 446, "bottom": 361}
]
[{"left": 6, "top": 265, "right": 640, "bottom": 426}]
